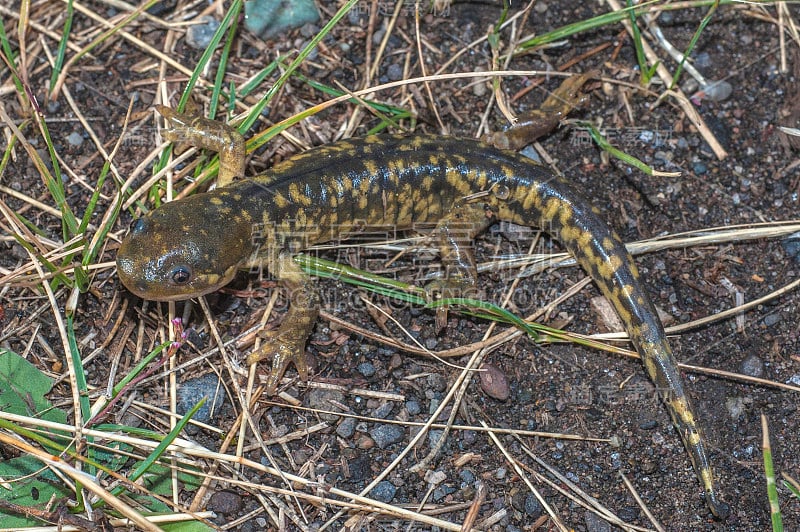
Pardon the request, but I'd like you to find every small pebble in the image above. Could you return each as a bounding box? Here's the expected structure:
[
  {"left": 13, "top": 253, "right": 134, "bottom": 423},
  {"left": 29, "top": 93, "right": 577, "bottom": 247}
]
[
  {"left": 584, "top": 510, "right": 613, "bottom": 532},
  {"left": 702, "top": 80, "right": 733, "bottom": 102},
  {"left": 432, "top": 484, "right": 456, "bottom": 502},
  {"left": 177, "top": 373, "right": 226, "bottom": 423},
  {"left": 726, "top": 396, "right": 750, "bottom": 419},
  {"left": 740, "top": 354, "right": 765, "bottom": 378},
  {"left": 405, "top": 400, "right": 421, "bottom": 416},
  {"left": 347, "top": 8, "right": 363, "bottom": 25},
  {"left": 67, "top": 132, "right": 83, "bottom": 147},
  {"left": 519, "top": 145, "right": 541, "bottom": 163},
  {"left": 524, "top": 494, "right": 542, "bottom": 516},
  {"left": 653, "top": 150, "right": 672, "bottom": 163},
  {"left": 183, "top": 328, "right": 205, "bottom": 350},
  {"left": 426, "top": 373, "right": 447, "bottom": 393},
  {"left": 356, "top": 435, "right": 375, "bottom": 449},
  {"left": 369, "top": 424, "right": 404, "bottom": 449},
  {"left": 370, "top": 481, "right": 397, "bottom": 503},
  {"left": 373, "top": 402, "right": 394, "bottom": 419},
  {"left": 638, "top": 420, "right": 658, "bottom": 430},
  {"left": 692, "top": 161, "right": 708, "bottom": 175},
  {"left": 336, "top": 416, "right": 357, "bottom": 438},
  {"left": 428, "top": 429, "right": 444, "bottom": 448},
  {"left": 693, "top": 52, "right": 712, "bottom": 69},
  {"left": 244, "top": 0, "right": 320, "bottom": 40},
  {"left": 357, "top": 361, "right": 376, "bottom": 377},
  {"left": 348, "top": 454, "right": 372, "bottom": 482},
  {"left": 208, "top": 490, "right": 242, "bottom": 515},
  {"left": 638, "top": 130, "right": 655, "bottom": 144},
  {"left": 479, "top": 363, "right": 510, "bottom": 401},
  {"left": 385, "top": 63, "right": 404, "bottom": 81},
  {"left": 781, "top": 232, "right": 800, "bottom": 262},
  {"left": 734, "top": 443, "right": 757, "bottom": 460},
  {"left": 306, "top": 387, "right": 346, "bottom": 422},
  {"left": 618, "top": 506, "right": 640, "bottom": 521},
  {"left": 640, "top": 460, "right": 658, "bottom": 474},
  {"left": 299, "top": 23, "right": 317, "bottom": 38},
  {"left": 147, "top": 0, "right": 176, "bottom": 16},
  {"left": 424, "top": 469, "right": 447, "bottom": 486},
  {"left": 460, "top": 429, "right": 478, "bottom": 446}
]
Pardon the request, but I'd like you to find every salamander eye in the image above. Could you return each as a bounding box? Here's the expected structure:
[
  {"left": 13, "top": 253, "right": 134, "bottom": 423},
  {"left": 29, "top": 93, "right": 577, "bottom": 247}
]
[
  {"left": 130, "top": 218, "right": 146, "bottom": 234},
  {"left": 170, "top": 265, "right": 192, "bottom": 285}
]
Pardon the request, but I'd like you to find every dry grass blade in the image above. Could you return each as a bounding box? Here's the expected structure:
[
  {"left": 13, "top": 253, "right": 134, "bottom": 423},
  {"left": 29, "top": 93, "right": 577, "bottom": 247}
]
[{"left": 620, "top": 471, "right": 665, "bottom": 532}]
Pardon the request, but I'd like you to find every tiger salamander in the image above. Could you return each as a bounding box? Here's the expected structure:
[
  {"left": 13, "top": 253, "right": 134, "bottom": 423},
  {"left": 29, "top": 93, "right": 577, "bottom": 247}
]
[{"left": 116, "top": 103, "right": 729, "bottom": 519}]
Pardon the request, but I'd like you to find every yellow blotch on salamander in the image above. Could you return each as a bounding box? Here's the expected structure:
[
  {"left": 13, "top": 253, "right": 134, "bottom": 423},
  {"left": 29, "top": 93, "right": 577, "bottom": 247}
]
[
  {"left": 595, "top": 253, "right": 623, "bottom": 280},
  {"left": 288, "top": 183, "right": 312, "bottom": 206},
  {"left": 363, "top": 160, "right": 379, "bottom": 179}
]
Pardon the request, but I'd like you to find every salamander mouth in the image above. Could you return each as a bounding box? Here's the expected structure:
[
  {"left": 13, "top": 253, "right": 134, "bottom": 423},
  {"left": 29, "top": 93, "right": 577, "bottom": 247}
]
[{"left": 116, "top": 256, "right": 239, "bottom": 302}]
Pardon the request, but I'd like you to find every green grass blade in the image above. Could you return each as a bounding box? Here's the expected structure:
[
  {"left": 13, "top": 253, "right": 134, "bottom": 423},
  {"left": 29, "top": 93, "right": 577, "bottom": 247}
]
[
  {"left": 65, "top": 313, "right": 91, "bottom": 425},
  {"left": 762, "top": 414, "right": 783, "bottom": 532},
  {"left": 580, "top": 122, "right": 680, "bottom": 177},
  {"left": 48, "top": 0, "right": 74, "bottom": 92},
  {"left": 33, "top": 116, "right": 80, "bottom": 239},
  {"left": 626, "top": 0, "right": 658, "bottom": 84},
  {"left": 430, "top": 297, "right": 538, "bottom": 339},
  {"left": 81, "top": 166, "right": 123, "bottom": 269},
  {"left": 209, "top": 11, "right": 239, "bottom": 120},
  {"left": 294, "top": 254, "right": 429, "bottom": 304},
  {"left": 62, "top": 0, "right": 160, "bottom": 69},
  {"left": 238, "top": 56, "right": 286, "bottom": 97},
  {"left": 783, "top": 477, "right": 800, "bottom": 499},
  {"left": 670, "top": 0, "right": 719, "bottom": 89}
]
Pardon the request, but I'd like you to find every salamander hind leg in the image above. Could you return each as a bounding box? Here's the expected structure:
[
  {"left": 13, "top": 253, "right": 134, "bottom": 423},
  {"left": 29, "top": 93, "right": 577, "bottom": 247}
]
[
  {"left": 425, "top": 201, "right": 494, "bottom": 329},
  {"left": 156, "top": 105, "right": 246, "bottom": 186},
  {"left": 247, "top": 254, "right": 320, "bottom": 394}
]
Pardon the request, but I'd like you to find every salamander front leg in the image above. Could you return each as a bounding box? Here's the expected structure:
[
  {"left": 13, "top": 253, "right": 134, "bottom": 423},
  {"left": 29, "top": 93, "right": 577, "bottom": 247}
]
[{"left": 247, "top": 254, "right": 320, "bottom": 394}]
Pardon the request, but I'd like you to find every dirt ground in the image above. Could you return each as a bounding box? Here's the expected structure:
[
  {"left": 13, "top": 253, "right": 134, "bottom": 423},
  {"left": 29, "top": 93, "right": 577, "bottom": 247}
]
[{"left": 1, "top": 0, "right": 800, "bottom": 530}]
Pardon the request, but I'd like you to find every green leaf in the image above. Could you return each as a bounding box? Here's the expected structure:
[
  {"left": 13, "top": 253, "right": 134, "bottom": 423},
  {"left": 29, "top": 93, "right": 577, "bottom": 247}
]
[
  {"left": 161, "top": 519, "right": 215, "bottom": 531},
  {"left": 0, "top": 349, "right": 67, "bottom": 426},
  {"left": 0, "top": 456, "right": 73, "bottom": 528}
]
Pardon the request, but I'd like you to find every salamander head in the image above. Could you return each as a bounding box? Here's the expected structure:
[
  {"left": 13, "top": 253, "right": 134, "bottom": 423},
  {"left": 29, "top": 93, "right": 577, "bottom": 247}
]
[{"left": 116, "top": 194, "right": 253, "bottom": 301}]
